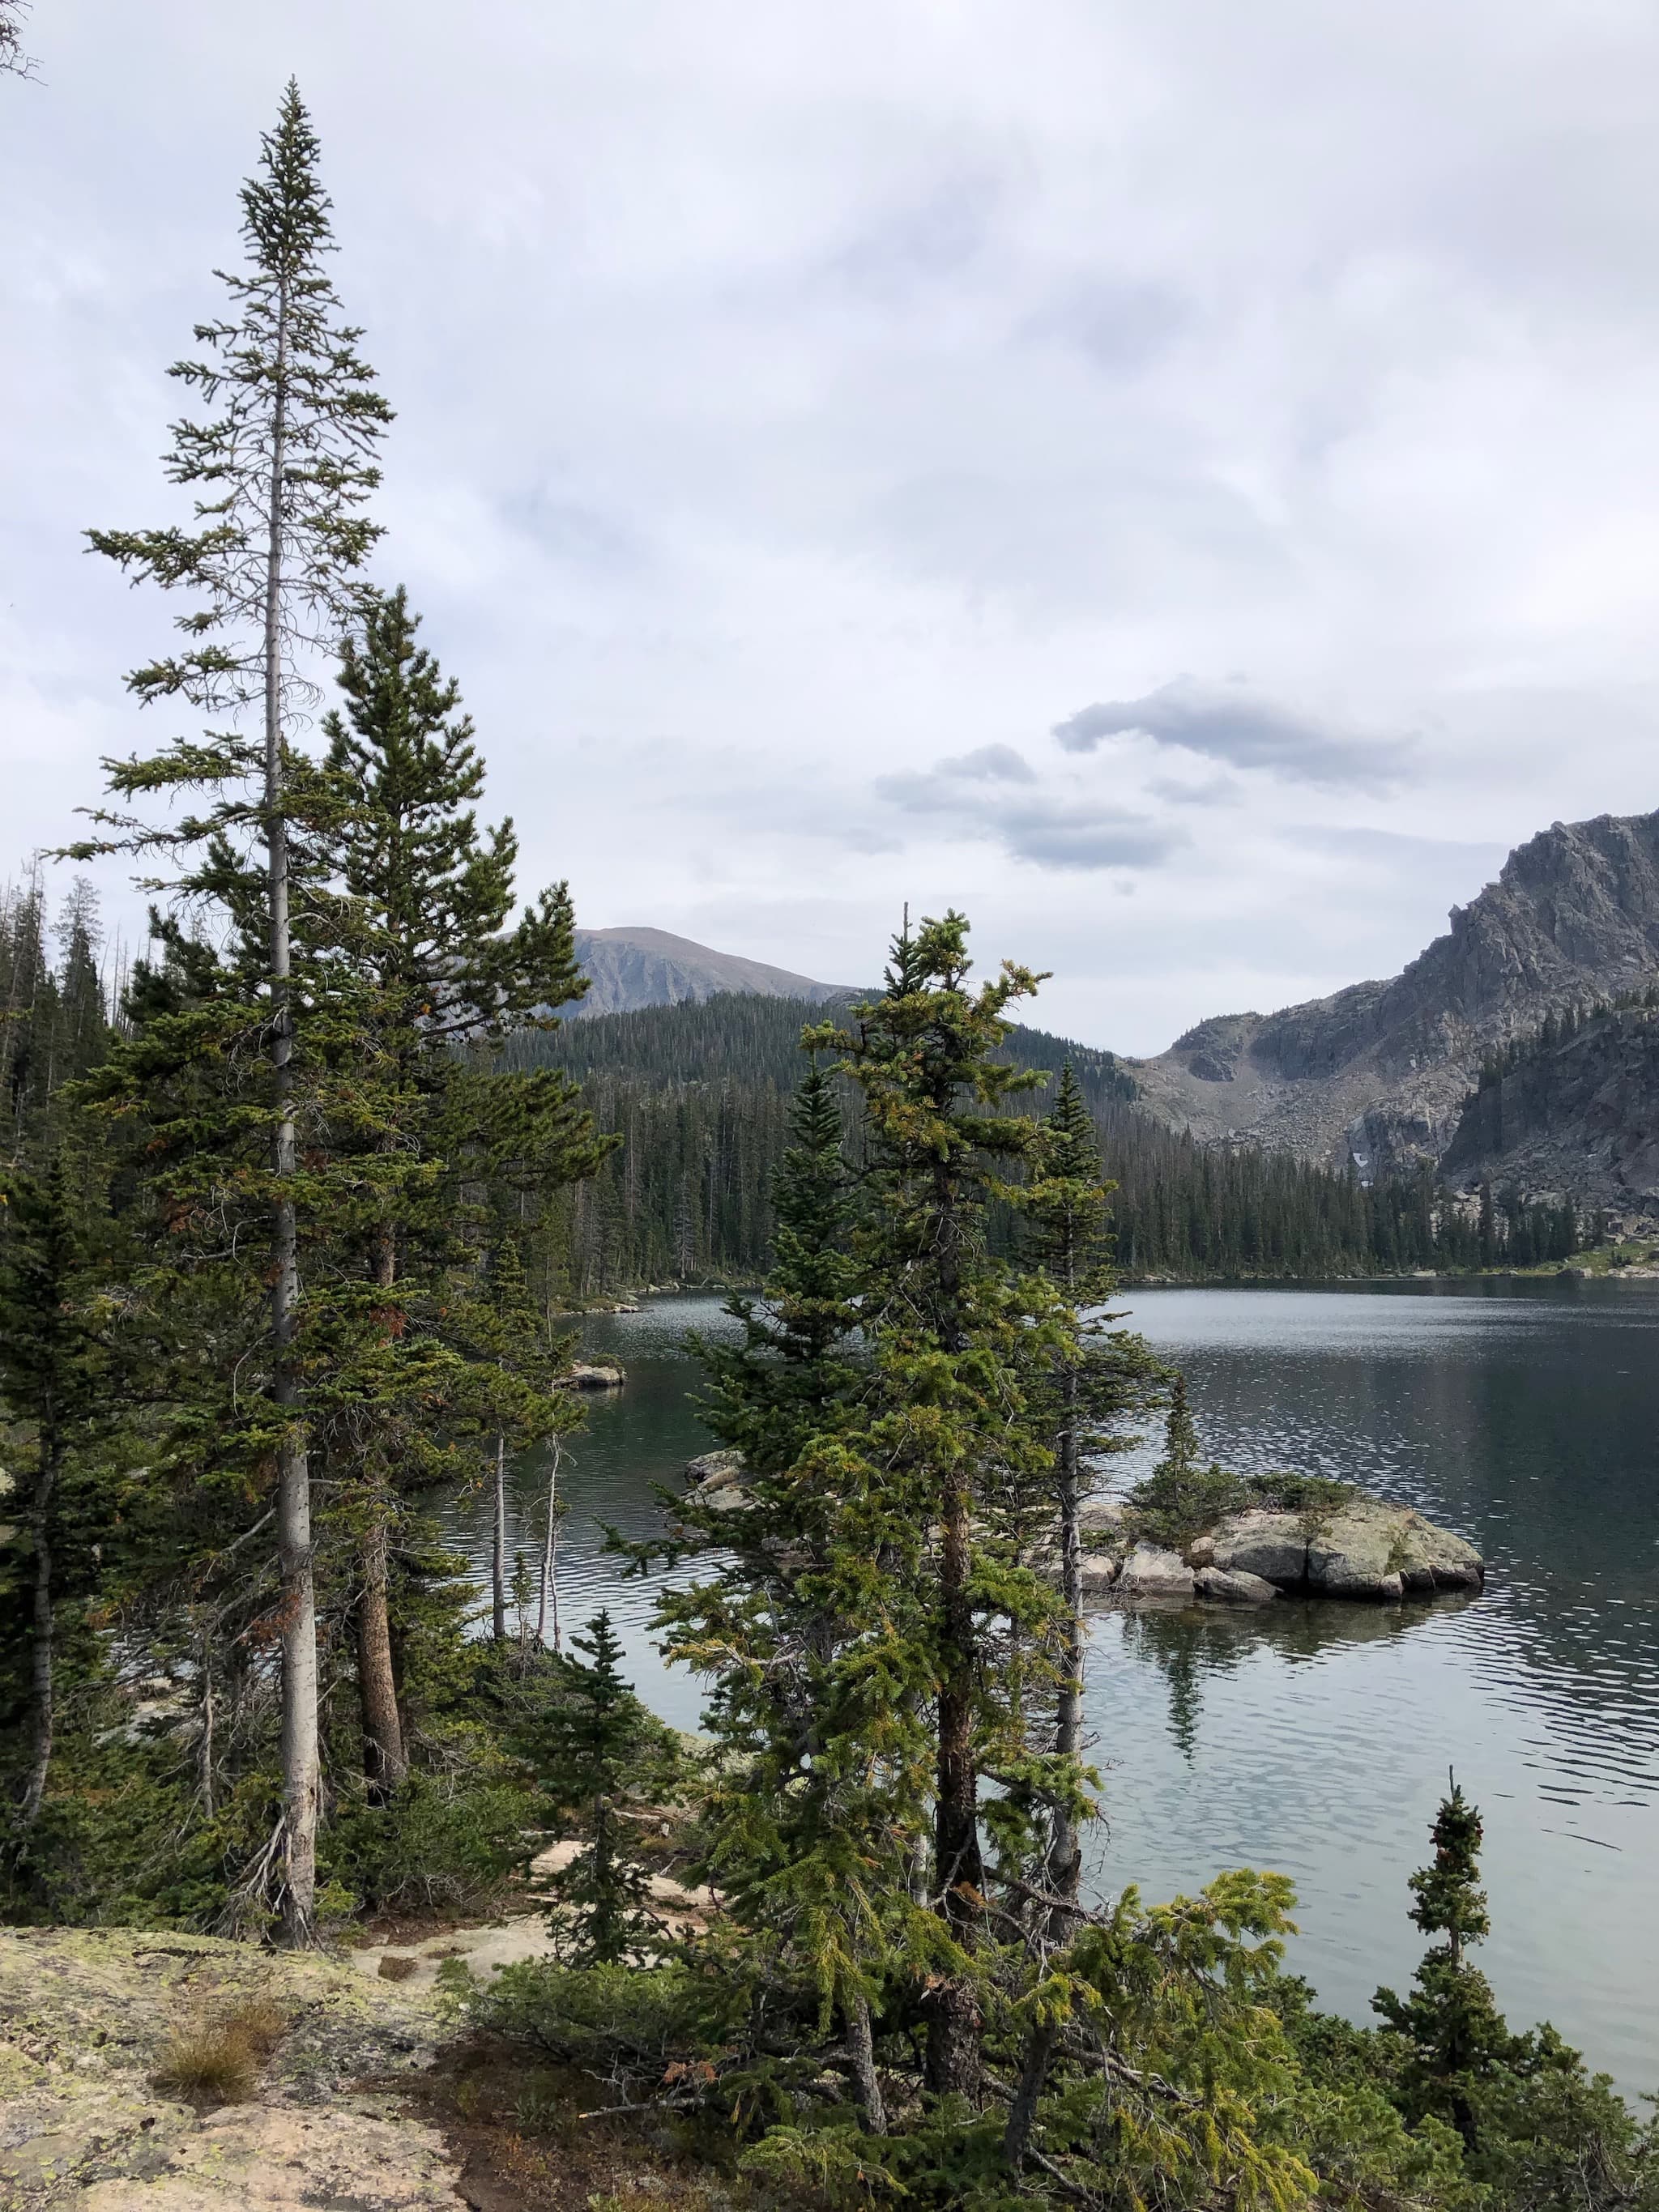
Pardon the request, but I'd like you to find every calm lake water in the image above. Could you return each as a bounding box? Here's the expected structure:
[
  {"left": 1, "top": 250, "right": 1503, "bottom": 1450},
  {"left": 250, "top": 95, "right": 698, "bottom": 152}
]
[{"left": 445, "top": 1280, "right": 1659, "bottom": 2095}]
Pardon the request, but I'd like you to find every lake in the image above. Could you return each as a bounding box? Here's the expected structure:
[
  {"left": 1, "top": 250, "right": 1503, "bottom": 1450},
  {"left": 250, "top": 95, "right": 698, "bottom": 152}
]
[{"left": 444, "top": 1279, "right": 1659, "bottom": 2094}]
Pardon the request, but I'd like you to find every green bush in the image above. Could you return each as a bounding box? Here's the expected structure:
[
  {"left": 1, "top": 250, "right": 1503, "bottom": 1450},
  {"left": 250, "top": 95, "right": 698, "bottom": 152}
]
[{"left": 322, "top": 1770, "right": 535, "bottom": 1916}]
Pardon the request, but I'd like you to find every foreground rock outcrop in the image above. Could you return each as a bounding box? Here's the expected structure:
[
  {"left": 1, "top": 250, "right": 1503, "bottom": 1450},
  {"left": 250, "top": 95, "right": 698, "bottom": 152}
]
[{"left": 0, "top": 1927, "right": 447, "bottom": 2210}]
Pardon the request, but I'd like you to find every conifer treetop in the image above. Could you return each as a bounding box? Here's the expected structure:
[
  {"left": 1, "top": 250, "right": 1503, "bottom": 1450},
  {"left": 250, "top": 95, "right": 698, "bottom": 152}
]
[{"left": 81, "top": 79, "right": 392, "bottom": 844}]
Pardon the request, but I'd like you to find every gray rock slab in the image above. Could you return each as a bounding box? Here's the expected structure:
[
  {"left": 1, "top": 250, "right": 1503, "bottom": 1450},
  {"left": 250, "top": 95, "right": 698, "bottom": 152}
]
[
  {"left": 1211, "top": 1511, "right": 1308, "bottom": 1588},
  {"left": 1117, "top": 1543, "right": 1195, "bottom": 1598},
  {"left": 1194, "top": 1566, "right": 1280, "bottom": 1605}
]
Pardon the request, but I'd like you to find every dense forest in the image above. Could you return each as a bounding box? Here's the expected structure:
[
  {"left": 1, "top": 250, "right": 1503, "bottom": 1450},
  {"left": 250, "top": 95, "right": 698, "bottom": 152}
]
[{"left": 518, "top": 991, "right": 1583, "bottom": 1290}]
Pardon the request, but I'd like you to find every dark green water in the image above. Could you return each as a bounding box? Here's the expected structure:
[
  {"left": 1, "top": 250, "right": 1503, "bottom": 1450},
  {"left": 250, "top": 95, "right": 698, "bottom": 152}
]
[{"left": 446, "top": 1280, "right": 1659, "bottom": 2093}]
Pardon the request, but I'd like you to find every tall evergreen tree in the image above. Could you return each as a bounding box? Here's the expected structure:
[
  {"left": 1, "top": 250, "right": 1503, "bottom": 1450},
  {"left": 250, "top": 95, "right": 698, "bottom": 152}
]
[
  {"left": 1004, "top": 1067, "right": 1161, "bottom": 2168},
  {"left": 654, "top": 1059, "right": 893, "bottom": 2126},
  {"left": 79, "top": 81, "right": 390, "bottom": 1940},
  {"left": 814, "top": 911, "right": 1064, "bottom": 2101},
  {"left": 0, "top": 1147, "right": 114, "bottom": 1833},
  {"left": 315, "top": 586, "right": 610, "bottom": 1721}
]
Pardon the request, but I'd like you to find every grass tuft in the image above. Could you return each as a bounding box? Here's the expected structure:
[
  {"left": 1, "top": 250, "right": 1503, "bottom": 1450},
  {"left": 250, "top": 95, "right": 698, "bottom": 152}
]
[{"left": 151, "top": 1995, "right": 289, "bottom": 2106}]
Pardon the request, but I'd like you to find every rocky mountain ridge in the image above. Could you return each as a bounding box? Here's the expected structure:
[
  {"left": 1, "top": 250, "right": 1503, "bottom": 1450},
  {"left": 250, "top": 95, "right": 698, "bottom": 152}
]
[
  {"left": 571, "top": 925, "right": 852, "bottom": 1017},
  {"left": 1130, "top": 808, "right": 1659, "bottom": 1195}
]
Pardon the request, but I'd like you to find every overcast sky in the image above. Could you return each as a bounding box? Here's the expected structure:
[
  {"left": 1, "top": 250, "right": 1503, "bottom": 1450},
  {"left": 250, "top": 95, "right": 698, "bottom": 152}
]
[{"left": 5, "top": 2, "right": 1658, "bottom": 1051}]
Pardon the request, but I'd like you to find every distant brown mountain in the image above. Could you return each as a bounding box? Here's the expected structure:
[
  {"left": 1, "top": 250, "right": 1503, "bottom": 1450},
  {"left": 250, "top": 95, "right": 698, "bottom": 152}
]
[
  {"left": 570, "top": 926, "right": 855, "bottom": 1018},
  {"left": 1130, "top": 809, "right": 1659, "bottom": 1189}
]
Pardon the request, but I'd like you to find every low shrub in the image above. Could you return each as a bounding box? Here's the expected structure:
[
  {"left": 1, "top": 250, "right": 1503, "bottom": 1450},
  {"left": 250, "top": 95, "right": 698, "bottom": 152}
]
[{"left": 322, "top": 1770, "right": 535, "bottom": 1917}]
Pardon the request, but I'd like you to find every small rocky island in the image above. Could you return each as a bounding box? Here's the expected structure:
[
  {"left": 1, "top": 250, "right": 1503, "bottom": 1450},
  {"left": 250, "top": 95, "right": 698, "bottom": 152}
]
[
  {"left": 1064, "top": 1491, "right": 1484, "bottom": 1605},
  {"left": 681, "top": 1451, "right": 1485, "bottom": 1609}
]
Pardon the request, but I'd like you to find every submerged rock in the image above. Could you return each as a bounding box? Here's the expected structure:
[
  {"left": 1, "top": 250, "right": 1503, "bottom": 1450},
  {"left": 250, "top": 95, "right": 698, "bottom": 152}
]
[
  {"left": 1194, "top": 1565, "right": 1279, "bottom": 1605},
  {"left": 1116, "top": 1543, "right": 1195, "bottom": 1598}
]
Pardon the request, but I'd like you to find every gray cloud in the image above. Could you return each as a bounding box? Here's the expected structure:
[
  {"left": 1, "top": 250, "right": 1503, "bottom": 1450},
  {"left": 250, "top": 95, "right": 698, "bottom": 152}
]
[
  {"left": 6, "top": 2, "right": 1659, "bottom": 1055},
  {"left": 876, "top": 756, "right": 1180, "bottom": 872},
  {"left": 936, "top": 743, "right": 1034, "bottom": 783},
  {"left": 1052, "top": 679, "right": 1412, "bottom": 790},
  {"left": 999, "top": 805, "right": 1183, "bottom": 872}
]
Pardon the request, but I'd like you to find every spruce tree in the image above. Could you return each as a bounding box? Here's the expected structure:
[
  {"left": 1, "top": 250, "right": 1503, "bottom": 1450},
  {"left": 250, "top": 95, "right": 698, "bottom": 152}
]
[
  {"left": 816, "top": 911, "right": 1064, "bottom": 2101},
  {"left": 654, "top": 1059, "right": 894, "bottom": 2126},
  {"left": 1004, "top": 1066, "right": 1161, "bottom": 2167},
  {"left": 1126, "top": 1372, "right": 1245, "bottom": 1546},
  {"left": 1374, "top": 1778, "right": 1520, "bottom": 2144},
  {"left": 79, "top": 81, "right": 390, "bottom": 1942},
  {"left": 541, "top": 1611, "right": 661, "bottom": 1966},
  {"left": 0, "top": 1148, "right": 113, "bottom": 1833},
  {"left": 313, "top": 586, "right": 608, "bottom": 1759}
]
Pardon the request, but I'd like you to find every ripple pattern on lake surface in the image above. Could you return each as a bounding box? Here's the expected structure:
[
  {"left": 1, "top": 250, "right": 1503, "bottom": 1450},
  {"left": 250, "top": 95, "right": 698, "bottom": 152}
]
[{"left": 441, "top": 1281, "right": 1659, "bottom": 2094}]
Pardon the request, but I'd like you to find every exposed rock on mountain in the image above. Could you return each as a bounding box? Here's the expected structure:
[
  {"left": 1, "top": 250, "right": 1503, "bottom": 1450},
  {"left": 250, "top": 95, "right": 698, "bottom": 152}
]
[
  {"left": 1132, "top": 809, "right": 1659, "bottom": 1178},
  {"left": 1440, "top": 1004, "right": 1659, "bottom": 1206},
  {"left": 571, "top": 926, "right": 853, "bottom": 1017}
]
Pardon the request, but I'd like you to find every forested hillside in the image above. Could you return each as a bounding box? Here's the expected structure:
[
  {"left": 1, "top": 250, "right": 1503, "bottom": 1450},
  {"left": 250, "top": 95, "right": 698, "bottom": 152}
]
[{"left": 513, "top": 991, "right": 1538, "bottom": 1289}]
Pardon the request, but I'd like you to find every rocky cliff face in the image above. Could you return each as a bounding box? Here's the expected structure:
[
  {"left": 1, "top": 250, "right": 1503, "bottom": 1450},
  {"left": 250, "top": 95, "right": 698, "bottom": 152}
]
[
  {"left": 1132, "top": 809, "right": 1659, "bottom": 1178},
  {"left": 1440, "top": 1006, "right": 1659, "bottom": 1205}
]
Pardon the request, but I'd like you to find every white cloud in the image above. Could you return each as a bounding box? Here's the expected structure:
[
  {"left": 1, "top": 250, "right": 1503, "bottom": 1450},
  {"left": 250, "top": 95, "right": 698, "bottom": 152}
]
[{"left": 4, "top": 0, "right": 1659, "bottom": 1052}]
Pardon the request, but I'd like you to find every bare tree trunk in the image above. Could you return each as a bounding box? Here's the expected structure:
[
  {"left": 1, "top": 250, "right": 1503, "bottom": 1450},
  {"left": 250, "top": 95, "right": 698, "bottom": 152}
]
[
  {"left": 355, "top": 1229, "right": 407, "bottom": 1796},
  {"left": 843, "top": 1988, "right": 887, "bottom": 2136},
  {"left": 264, "top": 286, "right": 320, "bottom": 1948},
  {"left": 535, "top": 1437, "right": 561, "bottom": 1649},
  {"left": 1047, "top": 1373, "right": 1085, "bottom": 1905},
  {"left": 491, "top": 1433, "right": 508, "bottom": 1641},
  {"left": 357, "top": 1511, "right": 407, "bottom": 1800},
  {"left": 19, "top": 1445, "right": 58, "bottom": 1830},
  {"left": 198, "top": 1615, "right": 216, "bottom": 1820},
  {"left": 1007, "top": 1318, "right": 1089, "bottom": 2170}
]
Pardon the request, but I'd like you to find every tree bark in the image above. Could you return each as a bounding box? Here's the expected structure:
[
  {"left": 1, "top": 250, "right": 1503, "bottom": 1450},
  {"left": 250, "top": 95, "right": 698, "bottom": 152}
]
[
  {"left": 843, "top": 1988, "right": 887, "bottom": 2136},
  {"left": 19, "top": 1445, "right": 58, "bottom": 1830},
  {"left": 924, "top": 1153, "right": 983, "bottom": 2103},
  {"left": 1007, "top": 1313, "right": 1089, "bottom": 2170},
  {"left": 264, "top": 275, "right": 320, "bottom": 1947},
  {"left": 535, "top": 1437, "right": 561, "bottom": 1650},
  {"left": 357, "top": 1510, "right": 407, "bottom": 1799},
  {"left": 356, "top": 1228, "right": 407, "bottom": 1796},
  {"left": 198, "top": 1614, "right": 215, "bottom": 1820},
  {"left": 491, "top": 1433, "right": 508, "bottom": 1640}
]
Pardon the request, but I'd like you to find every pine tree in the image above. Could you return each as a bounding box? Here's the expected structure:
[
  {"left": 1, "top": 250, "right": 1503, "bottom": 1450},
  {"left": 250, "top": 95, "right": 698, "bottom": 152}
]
[
  {"left": 815, "top": 910, "right": 1064, "bottom": 2101},
  {"left": 313, "top": 585, "right": 609, "bottom": 1762},
  {"left": 1004, "top": 1065, "right": 1161, "bottom": 2167},
  {"left": 1126, "top": 1373, "right": 1245, "bottom": 1546},
  {"left": 79, "top": 82, "right": 390, "bottom": 1943},
  {"left": 1374, "top": 1778, "right": 1520, "bottom": 2144},
  {"left": 0, "top": 1148, "right": 114, "bottom": 1833},
  {"left": 654, "top": 1059, "right": 893, "bottom": 2126},
  {"left": 541, "top": 1611, "right": 661, "bottom": 1966}
]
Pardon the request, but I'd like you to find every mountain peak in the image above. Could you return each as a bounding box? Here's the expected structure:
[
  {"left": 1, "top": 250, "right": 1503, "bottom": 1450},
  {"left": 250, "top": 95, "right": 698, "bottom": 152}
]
[
  {"left": 570, "top": 926, "right": 853, "bottom": 1018},
  {"left": 1132, "top": 804, "right": 1659, "bottom": 1179}
]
